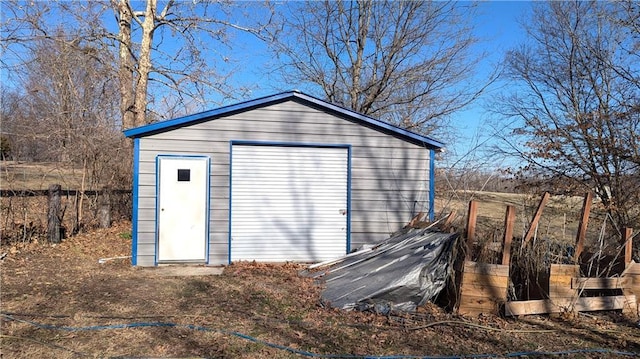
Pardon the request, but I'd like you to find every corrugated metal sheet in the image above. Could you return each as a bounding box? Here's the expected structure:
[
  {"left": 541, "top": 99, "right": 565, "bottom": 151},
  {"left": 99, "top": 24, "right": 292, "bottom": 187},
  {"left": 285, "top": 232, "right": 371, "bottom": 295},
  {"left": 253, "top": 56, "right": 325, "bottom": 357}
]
[
  {"left": 309, "top": 228, "right": 459, "bottom": 313},
  {"left": 230, "top": 145, "right": 348, "bottom": 262}
]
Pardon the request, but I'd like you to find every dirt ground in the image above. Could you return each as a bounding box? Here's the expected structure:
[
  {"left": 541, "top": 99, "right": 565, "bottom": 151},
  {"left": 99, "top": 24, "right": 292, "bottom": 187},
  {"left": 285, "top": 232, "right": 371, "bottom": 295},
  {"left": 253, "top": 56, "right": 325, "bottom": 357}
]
[{"left": 1, "top": 221, "right": 639, "bottom": 359}]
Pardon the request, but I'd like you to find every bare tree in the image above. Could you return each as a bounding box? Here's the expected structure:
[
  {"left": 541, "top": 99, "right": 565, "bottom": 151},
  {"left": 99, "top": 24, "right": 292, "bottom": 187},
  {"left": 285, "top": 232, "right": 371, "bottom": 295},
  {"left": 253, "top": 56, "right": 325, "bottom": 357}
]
[
  {"left": 266, "top": 0, "right": 492, "bottom": 136},
  {"left": 111, "top": 0, "right": 236, "bottom": 128},
  {"left": 2, "top": 0, "right": 272, "bottom": 130},
  {"left": 0, "top": 26, "right": 128, "bottom": 231},
  {"left": 4, "top": 28, "right": 126, "bottom": 176},
  {"left": 494, "top": 1, "right": 640, "bottom": 228}
]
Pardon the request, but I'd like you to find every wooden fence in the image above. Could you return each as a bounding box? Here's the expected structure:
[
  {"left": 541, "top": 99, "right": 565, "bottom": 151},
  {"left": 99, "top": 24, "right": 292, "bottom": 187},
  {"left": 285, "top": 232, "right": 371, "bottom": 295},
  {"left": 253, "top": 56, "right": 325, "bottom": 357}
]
[
  {"left": 1, "top": 185, "right": 131, "bottom": 243},
  {"left": 454, "top": 192, "right": 639, "bottom": 318}
]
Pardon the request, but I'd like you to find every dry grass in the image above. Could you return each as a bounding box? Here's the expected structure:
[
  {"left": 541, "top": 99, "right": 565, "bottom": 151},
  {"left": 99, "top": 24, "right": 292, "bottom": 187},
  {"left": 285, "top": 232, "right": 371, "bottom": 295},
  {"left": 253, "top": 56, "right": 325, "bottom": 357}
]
[
  {"left": 1, "top": 221, "right": 639, "bottom": 358},
  {"left": 436, "top": 190, "right": 624, "bottom": 260},
  {"left": 0, "top": 161, "right": 85, "bottom": 191},
  {"left": 1, "top": 162, "right": 131, "bottom": 243}
]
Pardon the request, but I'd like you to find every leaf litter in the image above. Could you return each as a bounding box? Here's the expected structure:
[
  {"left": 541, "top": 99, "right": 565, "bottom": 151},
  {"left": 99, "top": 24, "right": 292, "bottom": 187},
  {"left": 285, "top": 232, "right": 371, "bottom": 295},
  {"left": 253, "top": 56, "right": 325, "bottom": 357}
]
[{"left": 1, "top": 221, "right": 639, "bottom": 358}]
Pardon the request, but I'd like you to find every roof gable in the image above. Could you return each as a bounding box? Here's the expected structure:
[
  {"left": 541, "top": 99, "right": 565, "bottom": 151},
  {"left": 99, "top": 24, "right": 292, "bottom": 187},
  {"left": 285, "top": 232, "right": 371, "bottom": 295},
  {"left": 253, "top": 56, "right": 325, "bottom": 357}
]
[{"left": 123, "top": 91, "right": 444, "bottom": 149}]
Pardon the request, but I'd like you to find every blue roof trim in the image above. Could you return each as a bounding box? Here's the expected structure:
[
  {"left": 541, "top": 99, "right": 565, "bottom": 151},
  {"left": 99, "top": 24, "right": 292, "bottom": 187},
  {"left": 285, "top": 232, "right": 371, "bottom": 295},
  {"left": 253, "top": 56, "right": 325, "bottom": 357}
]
[{"left": 123, "top": 91, "right": 444, "bottom": 149}]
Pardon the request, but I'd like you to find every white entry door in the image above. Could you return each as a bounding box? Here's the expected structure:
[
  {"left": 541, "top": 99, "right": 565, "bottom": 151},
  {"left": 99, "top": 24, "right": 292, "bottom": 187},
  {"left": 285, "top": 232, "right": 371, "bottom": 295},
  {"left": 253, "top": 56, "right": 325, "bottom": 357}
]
[
  {"left": 230, "top": 145, "right": 349, "bottom": 262},
  {"left": 157, "top": 156, "right": 209, "bottom": 262}
]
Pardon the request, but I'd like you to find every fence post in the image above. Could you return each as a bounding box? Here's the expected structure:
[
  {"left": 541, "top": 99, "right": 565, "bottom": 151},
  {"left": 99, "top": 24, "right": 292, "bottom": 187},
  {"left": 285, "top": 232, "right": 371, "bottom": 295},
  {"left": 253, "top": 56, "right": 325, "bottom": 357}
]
[
  {"left": 48, "top": 184, "right": 62, "bottom": 243},
  {"left": 574, "top": 192, "right": 593, "bottom": 262},
  {"left": 99, "top": 186, "right": 112, "bottom": 228},
  {"left": 465, "top": 200, "right": 478, "bottom": 260},
  {"left": 624, "top": 227, "right": 633, "bottom": 266},
  {"left": 523, "top": 192, "right": 550, "bottom": 244},
  {"left": 502, "top": 205, "right": 516, "bottom": 266}
]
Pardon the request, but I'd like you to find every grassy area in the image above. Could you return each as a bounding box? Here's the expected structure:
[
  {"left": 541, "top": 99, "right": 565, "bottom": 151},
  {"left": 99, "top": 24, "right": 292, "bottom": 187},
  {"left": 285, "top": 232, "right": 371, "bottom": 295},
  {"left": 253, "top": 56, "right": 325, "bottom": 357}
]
[
  {"left": 1, "top": 222, "right": 638, "bottom": 358},
  {"left": 0, "top": 161, "right": 85, "bottom": 190},
  {"left": 435, "top": 189, "right": 625, "bottom": 267},
  {"left": 0, "top": 161, "right": 629, "bottom": 264},
  {"left": 437, "top": 190, "right": 605, "bottom": 242}
]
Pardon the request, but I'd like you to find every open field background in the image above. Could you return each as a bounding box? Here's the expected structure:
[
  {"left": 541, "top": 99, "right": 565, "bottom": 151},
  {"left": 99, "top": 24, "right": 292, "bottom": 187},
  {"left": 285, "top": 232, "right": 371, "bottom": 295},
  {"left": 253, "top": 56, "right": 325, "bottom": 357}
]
[
  {"left": 1, "top": 162, "right": 131, "bottom": 243},
  {"left": 1, "top": 162, "right": 633, "bottom": 262},
  {"left": 1, "top": 162, "right": 86, "bottom": 191},
  {"left": 435, "top": 190, "right": 632, "bottom": 264}
]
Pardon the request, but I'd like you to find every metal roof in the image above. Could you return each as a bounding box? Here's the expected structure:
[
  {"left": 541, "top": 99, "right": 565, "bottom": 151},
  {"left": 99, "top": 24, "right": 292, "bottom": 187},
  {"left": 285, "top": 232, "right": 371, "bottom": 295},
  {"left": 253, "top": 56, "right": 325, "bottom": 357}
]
[{"left": 123, "top": 91, "right": 445, "bottom": 149}]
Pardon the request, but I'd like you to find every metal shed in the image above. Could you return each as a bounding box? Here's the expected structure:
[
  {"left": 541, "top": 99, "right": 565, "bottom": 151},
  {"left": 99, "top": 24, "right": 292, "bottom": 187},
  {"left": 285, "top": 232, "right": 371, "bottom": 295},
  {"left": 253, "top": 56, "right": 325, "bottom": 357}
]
[{"left": 124, "top": 91, "right": 444, "bottom": 266}]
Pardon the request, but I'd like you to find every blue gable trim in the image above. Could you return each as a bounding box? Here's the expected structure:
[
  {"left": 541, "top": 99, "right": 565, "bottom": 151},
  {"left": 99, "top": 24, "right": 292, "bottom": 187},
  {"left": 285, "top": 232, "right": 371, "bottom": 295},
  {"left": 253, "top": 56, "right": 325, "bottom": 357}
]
[{"left": 123, "top": 91, "right": 445, "bottom": 149}]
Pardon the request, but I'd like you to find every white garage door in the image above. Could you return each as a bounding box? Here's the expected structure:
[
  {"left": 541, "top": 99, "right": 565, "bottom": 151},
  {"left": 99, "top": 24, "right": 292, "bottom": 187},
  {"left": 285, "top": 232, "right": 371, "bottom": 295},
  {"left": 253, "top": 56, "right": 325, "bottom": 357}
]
[{"left": 230, "top": 145, "right": 349, "bottom": 262}]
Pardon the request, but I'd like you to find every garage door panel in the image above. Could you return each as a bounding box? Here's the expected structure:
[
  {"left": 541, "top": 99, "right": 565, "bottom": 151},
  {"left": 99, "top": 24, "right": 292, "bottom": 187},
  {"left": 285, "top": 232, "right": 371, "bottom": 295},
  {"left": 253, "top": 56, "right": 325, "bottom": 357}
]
[
  {"left": 231, "top": 202, "right": 347, "bottom": 210},
  {"left": 230, "top": 145, "right": 349, "bottom": 262}
]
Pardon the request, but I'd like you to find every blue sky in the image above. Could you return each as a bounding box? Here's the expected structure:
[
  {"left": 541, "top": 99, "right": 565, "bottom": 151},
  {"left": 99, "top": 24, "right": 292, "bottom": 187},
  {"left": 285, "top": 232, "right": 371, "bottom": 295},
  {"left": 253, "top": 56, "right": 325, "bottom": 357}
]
[
  {"left": 218, "top": 1, "right": 533, "bottom": 166},
  {"left": 1, "top": 1, "right": 533, "bottom": 167},
  {"left": 445, "top": 1, "right": 530, "bottom": 166}
]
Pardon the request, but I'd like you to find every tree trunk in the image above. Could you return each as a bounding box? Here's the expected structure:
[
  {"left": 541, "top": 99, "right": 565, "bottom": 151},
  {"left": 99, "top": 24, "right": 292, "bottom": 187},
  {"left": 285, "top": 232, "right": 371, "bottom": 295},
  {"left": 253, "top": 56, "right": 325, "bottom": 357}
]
[
  {"left": 133, "top": 0, "right": 157, "bottom": 127},
  {"left": 116, "top": 0, "right": 135, "bottom": 130},
  {"left": 99, "top": 186, "right": 112, "bottom": 228}
]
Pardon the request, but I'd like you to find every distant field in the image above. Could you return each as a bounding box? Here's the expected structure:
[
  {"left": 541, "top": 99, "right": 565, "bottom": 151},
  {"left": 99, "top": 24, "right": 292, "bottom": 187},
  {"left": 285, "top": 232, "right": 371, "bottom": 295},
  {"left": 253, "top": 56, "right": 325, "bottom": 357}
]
[
  {"left": 0, "top": 161, "right": 85, "bottom": 190},
  {"left": 0, "top": 161, "right": 617, "bottom": 250},
  {"left": 435, "top": 190, "right": 609, "bottom": 249}
]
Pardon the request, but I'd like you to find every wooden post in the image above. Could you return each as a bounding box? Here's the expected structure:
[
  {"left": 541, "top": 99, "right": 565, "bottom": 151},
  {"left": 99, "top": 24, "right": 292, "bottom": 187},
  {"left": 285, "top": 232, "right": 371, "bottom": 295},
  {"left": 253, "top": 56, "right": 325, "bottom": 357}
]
[
  {"left": 465, "top": 200, "right": 478, "bottom": 260},
  {"left": 98, "top": 186, "right": 112, "bottom": 228},
  {"left": 442, "top": 210, "right": 457, "bottom": 232},
  {"left": 502, "top": 205, "right": 516, "bottom": 266},
  {"left": 624, "top": 227, "right": 633, "bottom": 266},
  {"left": 408, "top": 212, "right": 424, "bottom": 227},
  {"left": 523, "top": 192, "right": 550, "bottom": 244},
  {"left": 574, "top": 192, "right": 593, "bottom": 261},
  {"left": 47, "top": 184, "right": 62, "bottom": 243}
]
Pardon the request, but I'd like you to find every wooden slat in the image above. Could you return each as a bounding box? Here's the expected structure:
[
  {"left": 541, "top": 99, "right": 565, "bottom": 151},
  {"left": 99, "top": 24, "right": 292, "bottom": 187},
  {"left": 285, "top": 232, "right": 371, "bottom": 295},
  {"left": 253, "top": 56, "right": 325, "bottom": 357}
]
[
  {"left": 550, "top": 264, "right": 580, "bottom": 276},
  {"left": 458, "top": 294, "right": 503, "bottom": 313},
  {"left": 505, "top": 295, "right": 637, "bottom": 316},
  {"left": 623, "top": 261, "right": 640, "bottom": 275},
  {"left": 461, "top": 291, "right": 507, "bottom": 303},
  {"left": 505, "top": 299, "right": 563, "bottom": 316},
  {"left": 463, "top": 261, "right": 510, "bottom": 276},
  {"left": 461, "top": 273, "right": 509, "bottom": 290},
  {"left": 465, "top": 201, "right": 478, "bottom": 260},
  {"left": 571, "top": 277, "right": 628, "bottom": 290},
  {"left": 442, "top": 210, "right": 457, "bottom": 230},
  {"left": 461, "top": 287, "right": 507, "bottom": 302},
  {"left": 574, "top": 192, "right": 593, "bottom": 261},
  {"left": 549, "top": 275, "right": 577, "bottom": 286},
  {"left": 549, "top": 284, "right": 578, "bottom": 295},
  {"left": 523, "top": 192, "right": 549, "bottom": 243},
  {"left": 624, "top": 228, "right": 633, "bottom": 265},
  {"left": 502, "top": 205, "right": 516, "bottom": 266},
  {"left": 460, "top": 286, "right": 507, "bottom": 299},
  {"left": 559, "top": 295, "right": 634, "bottom": 313},
  {"left": 549, "top": 265, "right": 579, "bottom": 298}
]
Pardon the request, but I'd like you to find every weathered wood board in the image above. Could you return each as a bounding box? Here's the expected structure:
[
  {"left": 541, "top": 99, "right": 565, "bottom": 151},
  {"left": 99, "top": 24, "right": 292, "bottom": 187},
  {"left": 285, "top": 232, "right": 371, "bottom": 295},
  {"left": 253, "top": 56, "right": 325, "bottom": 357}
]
[
  {"left": 505, "top": 295, "right": 636, "bottom": 316},
  {"left": 457, "top": 261, "right": 509, "bottom": 316}
]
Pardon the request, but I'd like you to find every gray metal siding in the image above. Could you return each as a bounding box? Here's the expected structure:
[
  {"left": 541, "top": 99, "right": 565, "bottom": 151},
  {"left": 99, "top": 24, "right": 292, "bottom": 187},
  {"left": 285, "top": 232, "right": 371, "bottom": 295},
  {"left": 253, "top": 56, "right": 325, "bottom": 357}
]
[{"left": 134, "top": 100, "right": 431, "bottom": 266}]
